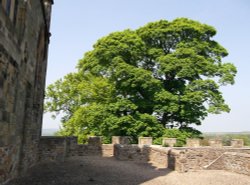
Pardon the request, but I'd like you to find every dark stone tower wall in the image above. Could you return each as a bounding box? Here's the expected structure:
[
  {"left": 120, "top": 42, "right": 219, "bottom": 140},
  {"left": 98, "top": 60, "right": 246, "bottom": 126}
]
[{"left": 0, "top": 0, "right": 53, "bottom": 184}]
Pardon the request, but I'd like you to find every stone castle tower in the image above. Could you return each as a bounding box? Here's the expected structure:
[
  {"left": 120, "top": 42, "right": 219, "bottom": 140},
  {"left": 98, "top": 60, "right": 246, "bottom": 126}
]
[{"left": 0, "top": 0, "right": 53, "bottom": 183}]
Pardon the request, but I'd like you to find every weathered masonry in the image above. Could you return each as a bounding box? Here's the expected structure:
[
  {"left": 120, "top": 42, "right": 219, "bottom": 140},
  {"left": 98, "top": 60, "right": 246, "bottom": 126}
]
[
  {"left": 0, "top": 0, "right": 53, "bottom": 184},
  {"left": 39, "top": 136, "right": 250, "bottom": 176}
]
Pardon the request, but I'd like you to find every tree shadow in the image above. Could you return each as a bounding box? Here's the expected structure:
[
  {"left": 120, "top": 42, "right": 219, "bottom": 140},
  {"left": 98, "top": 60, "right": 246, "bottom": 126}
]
[
  {"left": 8, "top": 150, "right": 173, "bottom": 185},
  {"left": 8, "top": 137, "right": 176, "bottom": 185}
]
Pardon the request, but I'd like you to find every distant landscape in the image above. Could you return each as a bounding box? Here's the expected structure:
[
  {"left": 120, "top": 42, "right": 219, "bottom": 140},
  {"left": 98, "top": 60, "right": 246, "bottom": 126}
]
[
  {"left": 204, "top": 131, "right": 250, "bottom": 135},
  {"left": 203, "top": 132, "right": 250, "bottom": 146},
  {"left": 42, "top": 128, "right": 59, "bottom": 136}
]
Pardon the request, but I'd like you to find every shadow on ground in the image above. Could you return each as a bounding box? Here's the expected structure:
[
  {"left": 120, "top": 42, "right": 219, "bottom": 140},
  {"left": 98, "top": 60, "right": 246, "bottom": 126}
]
[{"left": 8, "top": 156, "right": 171, "bottom": 185}]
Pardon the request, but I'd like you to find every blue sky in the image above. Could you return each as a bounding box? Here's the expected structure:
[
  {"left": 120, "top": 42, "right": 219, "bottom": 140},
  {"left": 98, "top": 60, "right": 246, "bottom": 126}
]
[{"left": 43, "top": 0, "right": 250, "bottom": 132}]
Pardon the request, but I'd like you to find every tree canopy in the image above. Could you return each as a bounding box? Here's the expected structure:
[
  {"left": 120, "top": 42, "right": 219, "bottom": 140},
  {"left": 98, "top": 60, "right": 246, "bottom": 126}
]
[{"left": 45, "top": 18, "right": 236, "bottom": 143}]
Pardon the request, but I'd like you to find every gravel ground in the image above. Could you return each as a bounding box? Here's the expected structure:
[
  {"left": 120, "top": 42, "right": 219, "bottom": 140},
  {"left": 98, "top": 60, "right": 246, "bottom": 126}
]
[{"left": 8, "top": 156, "right": 250, "bottom": 185}]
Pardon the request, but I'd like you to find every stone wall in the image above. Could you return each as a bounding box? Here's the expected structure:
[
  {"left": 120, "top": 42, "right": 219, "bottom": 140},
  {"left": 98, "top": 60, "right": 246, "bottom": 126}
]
[
  {"left": 231, "top": 139, "right": 244, "bottom": 148},
  {"left": 39, "top": 137, "right": 69, "bottom": 162},
  {"left": 70, "top": 144, "right": 114, "bottom": 157},
  {"left": 138, "top": 137, "right": 152, "bottom": 146},
  {"left": 114, "top": 144, "right": 151, "bottom": 162},
  {"left": 147, "top": 146, "right": 170, "bottom": 168},
  {"left": 39, "top": 136, "right": 169, "bottom": 169},
  {"left": 113, "top": 142, "right": 250, "bottom": 175},
  {"left": 38, "top": 136, "right": 250, "bottom": 176},
  {"left": 112, "top": 136, "right": 131, "bottom": 145},
  {"left": 186, "top": 138, "right": 201, "bottom": 147},
  {"left": 114, "top": 145, "right": 250, "bottom": 175},
  {"left": 0, "top": 1, "right": 53, "bottom": 184},
  {"left": 162, "top": 138, "right": 176, "bottom": 147},
  {"left": 113, "top": 144, "right": 170, "bottom": 168},
  {"left": 39, "top": 136, "right": 114, "bottom": 162},
  {"left": 206, "top": 152, "right": 250, "bottom": 176},
  {"left": 208, "top": 139, "right": 223, "bottom": 147},
  {"left": 69, "top": 136, "right": 113, "bottom": 157},
  {"left": 172, "top": 147, "right": 250, "bottom": 172}
]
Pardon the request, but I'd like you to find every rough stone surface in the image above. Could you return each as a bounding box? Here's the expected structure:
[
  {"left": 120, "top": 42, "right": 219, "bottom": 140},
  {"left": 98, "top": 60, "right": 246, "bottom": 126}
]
[
  {"left": 39, "top": 136, "right": 114, "bottom": 161},
  {"left": 0, "top": 1, "right": 53, "bottom": 184},
  {"left": 113, "top": 142, "right": 250, "bottom": 175},
  {"left": 112, "top": 136, "right": 131, "bottom": 145},
  {"left": 148, "top": 146, "right": 170, "bottom": 168},
  {"left": 38, "top": 136, "right": 250, "bottom": 176},
  {"left": 162, "top": 138, "right": 177, "bottom": 147},
  {"left": 139, "top": 137, "right": 153, "bottom": 146},
  {"left": 39, "top": 137, "right": 68, "bottom": 162},
  {"left": 206, "top": 152, "right": 250, "bottom": 176},
  {"left": 87, "top": 136, "right": 102, "bottom": 146},
  {"left": 113, "top": 144, "right": 170, "bottom": 168},
  {"left": 231, "top": 139, "right": 244, "bottom": 148},
  {"left": 186, "top": 139, "right": 201, "bottom": 147},
  {"left": 7, "top": 156, "right": 250, "bottom": 185},
  {"left": 209, "top": 139, "right": 223, "bottom": 147},
  {"left": 171, "top": 147, "right": 250, "bottom": 173},
  {"left": 114, "top": 144, "right": 152, "bottom": 162}
]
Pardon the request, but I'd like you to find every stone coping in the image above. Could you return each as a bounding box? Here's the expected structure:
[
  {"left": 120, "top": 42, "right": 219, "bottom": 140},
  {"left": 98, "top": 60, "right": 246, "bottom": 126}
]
[
  {"left": 40, "top": 136, "right": 250, "bottom": 149},
  {"left": 170, "top": 146, "right": 250, "bottom": 150},
  {"left": 40, "top": 136, "right": 76, "bottom": 139},
  {"left": 223, "top": 152, "right": 250, "bottom": 158}
]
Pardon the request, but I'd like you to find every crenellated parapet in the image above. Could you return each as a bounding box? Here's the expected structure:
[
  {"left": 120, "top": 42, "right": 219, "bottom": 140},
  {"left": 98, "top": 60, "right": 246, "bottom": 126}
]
[{"left": 38, "top": 136, "right": 250, "bottom": 176}]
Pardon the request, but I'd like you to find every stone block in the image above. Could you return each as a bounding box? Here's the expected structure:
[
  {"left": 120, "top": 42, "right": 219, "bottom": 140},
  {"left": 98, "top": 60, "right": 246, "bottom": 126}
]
[
  {"left": 67, "top": 137, "right": 77, "bottom": 148},
  {"left": 88, "top": 136, "right": 102, "bottom": 146},
  {"left": 231, "top": 139, "right": 244, "bottom": 148},
  {"left": 162, "top": 138, "right": 177, "bottom": 147},
  {"left": 0, "top": 99, "right": 4, "bottom": 109},
  {"left": 138, "top": 137, "right": 152, "bottom": 146},
  {"left": 2, "top": 111, "right": 10, "bottom": 123},
  {"left": 112, "top": 136, "right": 131, "bottom": 145},
  {"left": 101, "top": 144, "right": 114, "bottom": 157},
  {"left": 208, "top": 139, "right": 223, "bottom": 147},
  {"left": 0, "top": 136, "right": 8, "bottom": 147},
  {"left": 39, "top": 137, "right": 68, "bottom": 162},
  {"left": 0, "top": 125, "right": 8, "bottom": 136},
  {"left": 186, "top": 138, "right": 200, "bottom": 147}
]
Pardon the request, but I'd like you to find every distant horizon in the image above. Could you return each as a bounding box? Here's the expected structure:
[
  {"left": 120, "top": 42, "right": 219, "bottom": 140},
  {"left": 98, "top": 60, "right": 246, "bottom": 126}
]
[{"left": 42, "top": 128, "right": 250, "bottom": 134}]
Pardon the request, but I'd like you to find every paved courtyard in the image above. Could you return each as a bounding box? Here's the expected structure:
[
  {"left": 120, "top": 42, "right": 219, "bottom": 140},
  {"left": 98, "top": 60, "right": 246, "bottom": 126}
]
[{"left": 8, "top": 156, "right": 250, "bottom": 185}]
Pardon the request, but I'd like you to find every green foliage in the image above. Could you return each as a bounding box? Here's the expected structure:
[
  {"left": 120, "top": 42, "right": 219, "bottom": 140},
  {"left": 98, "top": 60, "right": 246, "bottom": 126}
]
[
  {"left": 163, "top": 127, "right": 202, "bottom": 146},
  {"left": 173, "top": 141, "right": 184, "bottom": 147},
  {"left": 153, "top": 127, "right": 202, "bottom": 146},
  {"left": 45, "top": 18, "right": 236, "bottom": 141},
  {"left": 152, "top": 137, "right": 163, "bottom": 145},
  {"left": 163, "top": 143, "right": 170, "bottom": 147}
]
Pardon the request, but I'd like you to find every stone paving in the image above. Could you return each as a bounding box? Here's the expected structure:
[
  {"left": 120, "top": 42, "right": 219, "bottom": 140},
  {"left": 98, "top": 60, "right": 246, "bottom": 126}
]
[{"left": 8, "top": 156, "right": 250, "bottom": 185}]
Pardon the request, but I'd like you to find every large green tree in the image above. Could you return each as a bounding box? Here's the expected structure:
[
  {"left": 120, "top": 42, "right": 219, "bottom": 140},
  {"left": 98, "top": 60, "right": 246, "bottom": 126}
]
[{"left": 45, "top": 18, "right": 236, "bottom": 142}]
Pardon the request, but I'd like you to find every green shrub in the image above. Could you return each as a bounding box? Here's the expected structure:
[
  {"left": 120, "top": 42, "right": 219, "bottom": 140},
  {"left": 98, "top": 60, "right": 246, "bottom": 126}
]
[{"left": 173, "top": 140, "right": 184, "bottom": 147}]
